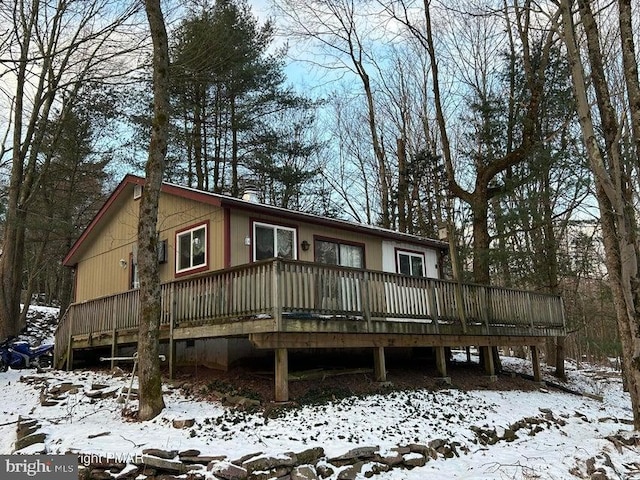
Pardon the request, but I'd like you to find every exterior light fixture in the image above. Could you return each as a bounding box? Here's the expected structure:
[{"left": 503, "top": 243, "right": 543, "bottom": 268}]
[{"left": 301, "top": 240, "right": 310, "bottom": 251}]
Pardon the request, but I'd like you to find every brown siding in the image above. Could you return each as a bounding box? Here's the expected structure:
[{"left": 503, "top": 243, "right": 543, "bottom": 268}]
[
  {"left": 74, "top": 188, "right": 225, "bottom": 302},
  {"left": 229, "top": 210, "right": 384, "bottom": 269}
]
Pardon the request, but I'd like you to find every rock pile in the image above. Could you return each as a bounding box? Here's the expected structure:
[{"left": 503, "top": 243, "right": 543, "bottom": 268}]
[{"left": 76, "top": 439, "right": 465, "bottom": 480}]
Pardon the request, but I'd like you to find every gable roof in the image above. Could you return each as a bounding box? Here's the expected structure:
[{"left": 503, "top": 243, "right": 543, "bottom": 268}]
[{"left": 64, "top": 174, "right": 448, "bottom": 266}]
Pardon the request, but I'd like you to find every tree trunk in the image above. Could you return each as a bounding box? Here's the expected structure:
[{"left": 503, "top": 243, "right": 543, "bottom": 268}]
[
  {"left": 137, "top": 0, "right": 170, "bottom": 421},
  {"left": 560, "top": 0, "right": 640, "bottom": 428}
]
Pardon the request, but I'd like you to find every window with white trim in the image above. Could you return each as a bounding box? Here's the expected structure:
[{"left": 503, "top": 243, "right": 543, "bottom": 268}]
[
  {"left": 315, "top": 239, "right": 364, "bottom": 268},
  {"left": 176, "top": 224, "right": 207, "bottom": 273},
  {"left": 253, "top": 222, "right": 296, "bottom": 260},
  {"left": 397, "top": 251, "right": 425, "bottom": 277}
]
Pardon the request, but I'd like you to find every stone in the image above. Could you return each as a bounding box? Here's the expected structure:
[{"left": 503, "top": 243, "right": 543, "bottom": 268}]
[
  {"left": 427, "top": 439, "right": 446, "bottom": 450},
  {"left": 373, "top": 451, "right": 403, "bottom": 467},
  {"left": 315, "top": 464, "right": 334, "bottom": 479},
  {"left": 403, "top": 453, "right": 426, "bottom": 468},
  {"left": 179, "top": 449, "right": 202, "bottom": 458},
  {"left": 295, "top": 447, "right": 324, "bottom": 465},
  {"left": 337, "top": 461, "right": 365, "bottom": 480},
  {"left": 328, "top": 447, "right": 378, "bottom": 466},
  {"left": 141, "top": 454, "right": 186, "bottom": 473},
  {"left": 248, "top": 466, "right": 291, "bottom": 480},
  {"left": 232, "top": 452, "right": 263, "bottom": 466},
  {"left": 89, "top": 469, "right": 113, "bottom": 480},
  {"left": 391, "top": 446, "right": 410, "bottom": 455},
  {"left": 143, "top": 449, "right": 179, "bottom": 460},
  {"left": 291, "top": 465, "right": 318, "bottom": 480},
  {"left": 243, "top": 453, "right": 297, "bottom": 473},
  {"left": 207, "top": 461, "right": 248, "bottom": 480},
  {"left": 408, "top": 444, "right": 430, "bottom": 455},
  {"left": 181, "top": 455, "right": 227, "bottom": 465},
  {"left": 363, "top": 462, "right": 389, "bottom": 478},
  {"left": 172, "top": 418, "right": 196, "bottom": 429},
  {"left": 14, "top": 432, "right": 46, "bottom": 451}
]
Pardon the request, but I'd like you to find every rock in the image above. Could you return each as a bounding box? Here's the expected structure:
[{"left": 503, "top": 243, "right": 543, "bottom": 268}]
[
  {"left": 391, "top": 446, "right": 410, "bottom": 455},
  {"left": 295, "top": 447, "right": 324, "bottom": 465},
  {"left": 502, "top": 429, "right": 517, "bottom": 442},
  {"left": 114, "top": 465, "right": 140, "bottom": 479},
  {"left": 181, "top": 455, "right": 226, "bottom": 465},
  {"left": 16, "top": 418, "right": 39, "bottom": 438},
  {"left": 337, "top": 461, "right": 365, "bottom": 480},
  {"left": 179, "top": 449, "right": 202, "bottom": 458},
  {"left": 403, "top": 453, "right": 426, "bottom": 468},
  {"left": 208, "top": 461, "right": 248, "bottom": 480},
  {"left": 315, "top": 464, "right": 334, "bottom": 479},
  {"left": 141, "top": 454, "right": 186, "bottom": 473},
  {"left": 408, "top": 444, "right": 430, "bottom": 455},
  {"left": 172, "top": 418, "right": 196, "bottom": 429},
  {"left": 248, "top": 466, "right": 291, "bottom": 479},
  {"left": 87, "top": 431, "right": 111, "bottom": 439},
  {"left": 427, "top": 439, "right": 446, "bottom": 450},
  {"left": 363, "top": 462, "right": 389, "bottom": 478},
  {"left": 242, "top": 453, "right": 297, "bottom": 473},
  {"left": 329, "top": 447, "right": 378, "bottom": 466},
  {"left": 143, "top": 449, "right": 179, "bottom": 459},
  {"left": 232, "top": 452, "right": 263, "bottom": 466},
  {"left": 89, "top": 469, "right": 113, "bottom": 480},
  {"left": 14, "top": 432, "right": 46, "bottom": 451},
  {"left": 373, "top": 451, "right": 403, "bottom": 467},
  {"left": 291, "top": 465, "right": 318, "bottom": 480}
]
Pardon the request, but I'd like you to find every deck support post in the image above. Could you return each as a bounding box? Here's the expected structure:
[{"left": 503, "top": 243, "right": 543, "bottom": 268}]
[
  {"left": 435, "top": 346, "right": 451, "bottom": 384},
  {"left": 274, "top": 348, "right": 289, "bottom": 402},
  {"left": 555, "top": 336, "right": 566, "bottom": 379},
  {"left": 373, "top": 347, "right": 387, "bottom": 382},
  {"left": 466, "top": 346, "right": 472, "bottom": 363},
  {"left": 65, "top": 312, "right": 75, "bottom": 371},
  {"left": 482, "top": 346, "right": 497, "bottom": 382},
  {"left": 531, "top": 345, "right": 543, "bottom": 383}
]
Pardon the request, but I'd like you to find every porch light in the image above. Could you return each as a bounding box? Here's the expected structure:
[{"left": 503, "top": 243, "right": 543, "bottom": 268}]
[
  {"left": 119, "top": 258, "right": 128, "bottom": 269},
  {"left": 301, "top": 240, "right": 310, "bottom": 251}
]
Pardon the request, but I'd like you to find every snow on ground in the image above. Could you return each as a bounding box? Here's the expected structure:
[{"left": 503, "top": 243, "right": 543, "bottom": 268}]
[{"left": 1, "top": 306, "right": 638, "bottom": 479}]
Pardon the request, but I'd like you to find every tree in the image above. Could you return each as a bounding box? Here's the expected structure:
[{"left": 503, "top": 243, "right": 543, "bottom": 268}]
[
  {"left": 136, "top": 0, "right": 170, "bottom": 420},
  {"left": 273, "top": 0, "right": 394, "bottom": 228},
  {"left": 0, "top": 0, "right": 142, "bottom": 340},
  {"left": 168, "top": 0, "right": 311, "bottom": 196},
  {"left": 558, "top": 0, "right": 640, "bottom": 429},
  {"left": 26, "top": 86, "right": 118, "bottom": 317}
]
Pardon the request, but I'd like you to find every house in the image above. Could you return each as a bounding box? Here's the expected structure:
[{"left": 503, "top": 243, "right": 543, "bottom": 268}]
[{"left": 56, "top": 175, "right": 566, "bottom": 401}]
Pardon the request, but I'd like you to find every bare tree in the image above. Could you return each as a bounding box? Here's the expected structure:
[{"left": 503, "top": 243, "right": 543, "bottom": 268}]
[
  {"left": 558, "top": 0, "right": 640, "bottom": 428},
  {"left": 136, "top": 0, "right": 170, "bottom": 421},
  {"left": 273, "top": 0, "right": 393, "bottom": 227},
  {"left": 0, "top": 0, "right": 143, "bottom": 340}
]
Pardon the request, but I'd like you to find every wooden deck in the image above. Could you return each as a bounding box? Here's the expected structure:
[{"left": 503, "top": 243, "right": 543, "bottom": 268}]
[{"left": 55, "top": 259, "right": 565, "bottom": 382}]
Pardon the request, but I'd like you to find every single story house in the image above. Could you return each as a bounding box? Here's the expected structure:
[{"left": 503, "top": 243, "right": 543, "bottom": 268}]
[{"left": 55, "top": 175, "right": 566, "bottom": 400}]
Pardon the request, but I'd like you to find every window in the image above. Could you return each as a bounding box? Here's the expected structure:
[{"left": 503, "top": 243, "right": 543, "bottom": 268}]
[
  {"left": 315, "top": 239, "right": 364, "bottom": 268},
  {"left": 397, "top": 250, "right": 425, "bottom": 277},
  {"left": 253, "top": 222, "right": 296, "bottom": 260},
  {"left": 176, "top": 223, "right": 207, "bottom": 273}
]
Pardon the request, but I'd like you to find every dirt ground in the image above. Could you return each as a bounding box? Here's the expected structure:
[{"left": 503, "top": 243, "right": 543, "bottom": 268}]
[{"left": 168, "top": 349, "right": 540, "bottom": 407}]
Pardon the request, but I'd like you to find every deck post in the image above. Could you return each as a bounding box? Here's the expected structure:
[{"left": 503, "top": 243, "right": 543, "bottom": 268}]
[
  {"left": 272, "top": 260, "right": 282, "bottom": 331},
  {"left": 362, "top": 271, "right": 372, "bottom": 331},
  {"left": 531, "top": 345, "right": 542, "bottom": 383},
  {"left": 555, "top": 336, "right": 566, "bottom": 378},
  {"left": 169, "top": 283, "right": 176, "bottom": 380},
  {"left": 425, "top": 280, "right": 439, "bottom": 333},
  {"left": 435, "top": 346, "right": 451, "bottom": 384},
  {"left": 482, "top": 346, "right": 496, "bottom": 381},
  {"left": 65, "top": 310, "right": 75, "bottom": 371},
  {"left": 274, "top": 348, "right": 289, "bottom": 402},
  {"left": 373, "top": 346, "right": 386, "bottom": 382}
]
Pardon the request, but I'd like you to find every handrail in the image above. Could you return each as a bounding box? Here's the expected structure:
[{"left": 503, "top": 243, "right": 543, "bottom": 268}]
[{"left": 55, "top": 259, "right": 566, "bottom": 353}]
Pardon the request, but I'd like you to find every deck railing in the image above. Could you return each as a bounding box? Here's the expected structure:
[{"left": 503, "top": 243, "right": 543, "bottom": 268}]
[{"left": 54, "top": 259, "right": 565, "bottom": 365}]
